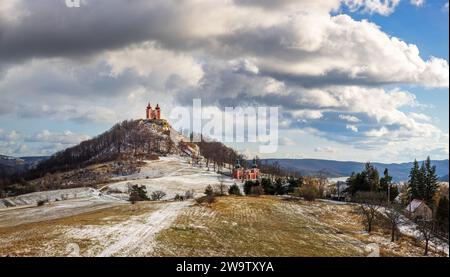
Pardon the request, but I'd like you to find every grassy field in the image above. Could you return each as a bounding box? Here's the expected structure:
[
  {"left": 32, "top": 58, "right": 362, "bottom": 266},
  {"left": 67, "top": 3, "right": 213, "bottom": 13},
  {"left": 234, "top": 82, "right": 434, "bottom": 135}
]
[
  {"left": 153, "top": 196, "right": 445, "bottom": 257},
  {"left": 0, "top": 196, "right": 446, "bottom": 257}
]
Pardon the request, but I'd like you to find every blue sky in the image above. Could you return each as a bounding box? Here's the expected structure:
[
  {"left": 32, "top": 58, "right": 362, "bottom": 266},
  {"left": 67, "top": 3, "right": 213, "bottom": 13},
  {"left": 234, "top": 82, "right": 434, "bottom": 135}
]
[{"left": 0, "top": 0, "right": 448, "bottom": 163}]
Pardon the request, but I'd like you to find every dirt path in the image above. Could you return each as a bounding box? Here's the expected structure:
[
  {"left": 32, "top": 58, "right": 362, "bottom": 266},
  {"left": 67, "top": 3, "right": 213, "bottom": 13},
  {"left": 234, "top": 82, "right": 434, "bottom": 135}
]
[{"left": 96, "top": 201, "right": 191, "bottom": 257}]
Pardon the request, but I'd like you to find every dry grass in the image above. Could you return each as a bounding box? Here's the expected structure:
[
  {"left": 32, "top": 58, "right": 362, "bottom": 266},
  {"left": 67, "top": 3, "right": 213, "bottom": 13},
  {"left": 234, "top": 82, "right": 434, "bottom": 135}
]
[
  {"left": 153, "top": 197, "right": 447, "bottom": 257},
  {"left": 153, "top": 196, "right": 365, "bottom": 257},
  {"left": 1, "top": 196, "right": 446, "bottom": 257}
]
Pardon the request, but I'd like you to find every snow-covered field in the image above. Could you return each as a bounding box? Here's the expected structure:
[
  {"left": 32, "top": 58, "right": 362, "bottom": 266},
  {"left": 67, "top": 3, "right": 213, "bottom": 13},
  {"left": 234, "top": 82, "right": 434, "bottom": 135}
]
[
  {"left": 105, "top": 156, "right": 235, "bottom": 200},
  {"left": 0, "top": 188, "right": 104, "bottom": 209}
]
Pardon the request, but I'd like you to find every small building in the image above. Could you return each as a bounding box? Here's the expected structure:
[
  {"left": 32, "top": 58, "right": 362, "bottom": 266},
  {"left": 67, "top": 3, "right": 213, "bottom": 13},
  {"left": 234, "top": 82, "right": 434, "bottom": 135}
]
[
  {"left": 405, "top": 199, "right": 433, "bottom": 221},
  {"left": 328, "top": 181, "right": 349, "bottom": 201},
  {"left": 146, "top": 103, "right": 161, "bottom": 120}
]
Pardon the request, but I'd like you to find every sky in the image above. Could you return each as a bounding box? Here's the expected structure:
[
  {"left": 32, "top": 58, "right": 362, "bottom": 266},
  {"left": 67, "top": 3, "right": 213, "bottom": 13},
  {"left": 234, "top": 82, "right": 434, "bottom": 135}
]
[{"left": 0, "top": 0, "right": 448, "bottom": 163}]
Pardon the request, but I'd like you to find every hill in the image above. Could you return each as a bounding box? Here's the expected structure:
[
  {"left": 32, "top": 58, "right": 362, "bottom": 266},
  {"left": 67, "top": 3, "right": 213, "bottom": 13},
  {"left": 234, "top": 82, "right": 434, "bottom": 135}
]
[
  {"left": 439, "top": 174, "right": 449, "bottom": 182},
  {"left": 0, "top": 119, "right": 205, "bottom": 197},
  {"left": 30, "top": 119, "right": 199, "bottom": 178},
  {"left": 1, "top": 118, "right": 243, "bottom": 198},
  {"left": 262, "top": 159, "right": 449, "bottom": 182}
]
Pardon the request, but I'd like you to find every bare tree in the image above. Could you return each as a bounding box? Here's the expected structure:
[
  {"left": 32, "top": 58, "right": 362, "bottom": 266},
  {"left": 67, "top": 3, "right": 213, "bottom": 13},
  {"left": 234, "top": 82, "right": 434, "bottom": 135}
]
[
  {"left": 316, "top": 170, "right": 328, "bottom": 198},
  {"left": 416, "top": 219, "right": 437, "bottom": 256},
  {"left": 384, "top": 203, "right": 404, "bottom": 242},
  {"left": 151, "top": 190, "right": 167, "bottom": 201},
  {"left": 214, "top": 178, "right": 228, "bottom": 196},
  {"left": 355, "top": 191, "right": 385, "bottom": 233}
]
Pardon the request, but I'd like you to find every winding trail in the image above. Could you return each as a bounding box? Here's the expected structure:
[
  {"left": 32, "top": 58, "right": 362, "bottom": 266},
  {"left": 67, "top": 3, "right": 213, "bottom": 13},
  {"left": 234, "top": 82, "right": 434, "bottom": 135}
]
[{"left": 97, "top": 201, "right": 191, "bottom": 257}]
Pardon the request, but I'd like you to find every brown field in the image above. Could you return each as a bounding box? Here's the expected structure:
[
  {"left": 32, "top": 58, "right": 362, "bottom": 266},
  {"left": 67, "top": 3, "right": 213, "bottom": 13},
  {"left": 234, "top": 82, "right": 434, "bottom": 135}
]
[
  {"left": 0, "top": 196, "right": 446, "bottom": 257},
  {"left": 153, "top": 196, "right": 446, "bottom": 257}
]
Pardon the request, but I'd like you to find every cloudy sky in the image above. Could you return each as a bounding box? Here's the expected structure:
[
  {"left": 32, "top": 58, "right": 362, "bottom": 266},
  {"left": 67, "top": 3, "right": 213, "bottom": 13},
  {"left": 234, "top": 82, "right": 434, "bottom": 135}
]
[{"left": 0, "top": 0, "right": 448, "bottom": 162}]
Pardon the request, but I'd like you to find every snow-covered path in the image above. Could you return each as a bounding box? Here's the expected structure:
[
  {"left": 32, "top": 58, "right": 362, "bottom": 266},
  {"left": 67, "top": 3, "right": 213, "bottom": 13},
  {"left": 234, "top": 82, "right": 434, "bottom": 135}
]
[{"left": 87, "top": 201, "right": 191, "bottom": 257}]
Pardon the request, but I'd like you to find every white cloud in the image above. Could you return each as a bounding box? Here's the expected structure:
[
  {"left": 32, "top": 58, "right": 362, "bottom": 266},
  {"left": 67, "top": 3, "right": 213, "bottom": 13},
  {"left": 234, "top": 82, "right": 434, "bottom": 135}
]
[
  {"left": 0, "top": 129, "right": 20, "bottom": 142},
  {"left": 346, "top": 124, "right": 359, "bottom": 132},
  {"left": 0, "top": 129, "right": 91, "bottom": 156},
  {"left": 339, "top": 114, "right": 361, "bottom": 123},
  {"left": 291, "top": 110, "right": 324, "bottom": 120},
  {"left": 343, "top": 0, "right": 400, "bottom": 15},
  {"left": 279, "top": 137, "right": 296, "bottom": 146},
  {"left": 365, "top": 126, "right": 389, "bottom": 137},
  {"left": 107, "top": 42, "right": 204, "bottom": 86},
  {"left": 0, "top": 0, "right": 28, "bottom": 25},
  {"left": 26, "top": 130, "right": 91, "bottom": 145},
  {"left": 314, "top": 146, "right": 337, "bottom": 153},
  {"left": 410, "top": 0, "right": 425, "bottom": 7},
  {"left": 409, "top": 112, "right": 432, "bottom": 122}
]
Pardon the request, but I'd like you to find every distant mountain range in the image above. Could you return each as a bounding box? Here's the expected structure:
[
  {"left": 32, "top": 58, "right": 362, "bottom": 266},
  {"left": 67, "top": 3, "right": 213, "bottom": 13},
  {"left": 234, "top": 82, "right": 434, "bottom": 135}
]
[
  {"left": 2, "top": 152, "right": 449, "bottom": 183},
  {"left": 0, "top": 155, "right": 49, "bottom": 176},
  {"left": 261, "top": 159, "right": 449, "bottom": 182}
]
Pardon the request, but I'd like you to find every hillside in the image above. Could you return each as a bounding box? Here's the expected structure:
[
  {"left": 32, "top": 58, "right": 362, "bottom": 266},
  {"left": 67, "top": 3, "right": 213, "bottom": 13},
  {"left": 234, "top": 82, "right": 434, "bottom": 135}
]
[
  {"left": 262, "top": 159, "right": 449, "bottom": 181},
  {"left": 30, "top": 119, "right": 198, "bottom": 178},
  {"left": 0, "top": 119, "right": 204, "bottom": 198}
]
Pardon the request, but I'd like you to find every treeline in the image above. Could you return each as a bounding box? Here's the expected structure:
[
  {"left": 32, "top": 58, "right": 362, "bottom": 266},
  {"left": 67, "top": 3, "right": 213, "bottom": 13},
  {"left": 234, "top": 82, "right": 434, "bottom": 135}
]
[
  {"left": 346, "top": 157, "right": 448, "bottom": 236},
  {"left": 195, "top": 138, "right": 298, "bottom": 180},
  {"left": 346, "top": 162, "right": 399, "bottom": 202},
  {"left": 29, "top": 120, "right": 175, "bottom": 179},
  {"left": 0, "top": 173, "right": 34, "bottom": 198},
  {"left": 408, "top": 157, "right": 440, "bottom": 207},
  {"left": 196, "top": 139, "right": 240, "bottom": 173}
]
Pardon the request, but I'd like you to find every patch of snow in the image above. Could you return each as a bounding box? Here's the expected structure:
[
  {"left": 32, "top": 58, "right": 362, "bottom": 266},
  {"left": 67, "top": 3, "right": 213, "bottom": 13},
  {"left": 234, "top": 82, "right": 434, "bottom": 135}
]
[
  {"left": 64, "top": 201, "right": 191, "bottom": 257},
  {"left": 0, "top": 187, "right": 106, "bottom": 209}
]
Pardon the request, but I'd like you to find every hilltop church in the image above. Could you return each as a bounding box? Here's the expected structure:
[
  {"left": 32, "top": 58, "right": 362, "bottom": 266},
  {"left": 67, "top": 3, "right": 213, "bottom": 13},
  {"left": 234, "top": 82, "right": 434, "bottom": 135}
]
[{"left": 146, "top": 103, "right": 161, "bottom": 120}]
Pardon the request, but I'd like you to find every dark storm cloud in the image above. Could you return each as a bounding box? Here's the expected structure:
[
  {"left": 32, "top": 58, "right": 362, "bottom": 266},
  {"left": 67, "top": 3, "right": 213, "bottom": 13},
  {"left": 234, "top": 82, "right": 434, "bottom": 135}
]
[
  {"left": 0, "top": 0, "right": 184, "bottom": 64},
  {"left": 260, "top": 69, "right": 393, "bottom": 88}
]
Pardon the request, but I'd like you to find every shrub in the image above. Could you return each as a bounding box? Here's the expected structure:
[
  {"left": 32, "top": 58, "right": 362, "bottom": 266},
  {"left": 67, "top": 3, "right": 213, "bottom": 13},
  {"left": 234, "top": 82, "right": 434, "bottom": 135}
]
[
  {"left": 184, "top": 190, "right": 195, "bottom": 200},
  {"left": 228, "top": 184, "right": 242, "bottom": 196},
  {"left": 196, "top": 195, "right": 215, "bottom": 205},
  {"left": 151, "top": 190, "right": 167, "bottom": 201},
  {"left": 128, "top": 184, "right": 150, "bottom": 203},
  {"left": 202, "top": 185, "right": 216, "bottom": 204},
  {"left": 298, "top": 177, "right": 320, "bottom": 201},
  {"left": 250, "top": 186, "right": 264, "bottom": 197},
  {"left": 214, "top": 183, "right": 228, "bottom": 196},
  {"left": 244, "top": 180, "right": 260, "bottom": 195},
  {"left": 274, "top": 178, "right": 285, "bottom": 195},
  {"left": 204, "top": 185, "right": 214, "bottom": 196},
  {"left": 261, "top": 178, "right": 275, "bottom": 195},
  {"left": 37, "top": 199, "right": 48, "bottom": 207}
]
